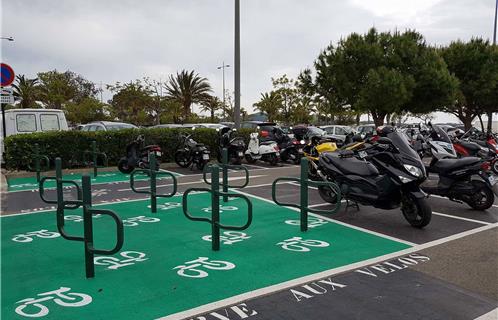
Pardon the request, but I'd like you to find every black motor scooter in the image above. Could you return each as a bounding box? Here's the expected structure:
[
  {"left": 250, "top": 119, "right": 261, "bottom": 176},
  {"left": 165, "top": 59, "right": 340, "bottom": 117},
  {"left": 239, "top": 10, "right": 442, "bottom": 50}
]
[
  {"left": 421, "top": 125, "right": 496, "bottom": 210},
  {"left": 117, "top": 135, "right": 162, "bottom": 174},
  {"left": 174, "top": 129, "right": 210, "bottom": 170},
  {"left": 273, "top": 127, "right": 302, "bottom": 164},
  {"left": 317, "top": 129, "right": 432, "bottom": 228},
  {"left": 217, "top": 127, "right": 245, "bottom": 164}
]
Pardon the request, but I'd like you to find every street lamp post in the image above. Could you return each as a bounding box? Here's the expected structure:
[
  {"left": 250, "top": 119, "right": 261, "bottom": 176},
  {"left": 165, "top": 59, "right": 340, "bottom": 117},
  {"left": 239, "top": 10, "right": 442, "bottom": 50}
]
[
  {"left": 217, "top": 62, "right": 230, "bottom": 116},
  {"left": 234, "top": 0, "right": 241, "bottom": 129},
  {"left": 1, "top": 36, "right": 15, "bottom": 139}
]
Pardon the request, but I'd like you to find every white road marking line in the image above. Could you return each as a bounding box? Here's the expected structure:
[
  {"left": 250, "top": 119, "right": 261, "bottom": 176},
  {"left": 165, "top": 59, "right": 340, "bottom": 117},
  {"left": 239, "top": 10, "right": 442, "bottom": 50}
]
[
  {"left": 158, "top": 222, "right": 498, "bottom": 320},
  {"left": 475, "top": 308, "right": 498, "bottom": 320},
  {"left": 432, "top": 211, "right": 491, "bottom": 225},
  {"left": 232, "top": 188, "right": 417, "bottom": 247},
  {"left": 116, "top": 174, "right": 268, "bottom": 192},
  {"left": 429, "top": 194, "right": 498, "bottom": 209}
]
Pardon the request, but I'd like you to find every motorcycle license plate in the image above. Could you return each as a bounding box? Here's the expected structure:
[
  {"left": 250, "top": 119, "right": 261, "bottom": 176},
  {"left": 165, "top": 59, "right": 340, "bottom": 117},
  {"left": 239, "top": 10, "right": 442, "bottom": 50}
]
[
  {"left": 489, "top": 175, "right": 497, "bottom": 186},
  {"left": 238, "top": 151, "right": 244, "bottom": 157},
  {"left": 202, "top": 154, "right": 210, "bottom": 160},
  {"left": 358, "top": 151, "right": 367, "bottom": 159},
  {"left": 155, "top": 151, "right": 162, "bottom": 157}
]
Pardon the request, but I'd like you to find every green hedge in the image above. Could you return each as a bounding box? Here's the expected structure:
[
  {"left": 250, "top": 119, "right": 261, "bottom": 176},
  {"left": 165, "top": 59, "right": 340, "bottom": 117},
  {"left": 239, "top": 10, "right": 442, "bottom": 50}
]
[{"left": 4, "top": 128, "right": 254, "bottom": 171}]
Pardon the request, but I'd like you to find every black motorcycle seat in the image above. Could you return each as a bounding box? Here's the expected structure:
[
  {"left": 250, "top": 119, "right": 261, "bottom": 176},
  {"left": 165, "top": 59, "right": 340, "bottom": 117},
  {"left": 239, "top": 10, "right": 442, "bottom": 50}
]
[
  {"left": 322, "top": 153, "right": 379, "bottom": 176},
  {"left": 458, "top": 141, "right": 481, "bottom": 152},
  {"left": 433, "top": 157, "right": 481, "bottom": 173}
]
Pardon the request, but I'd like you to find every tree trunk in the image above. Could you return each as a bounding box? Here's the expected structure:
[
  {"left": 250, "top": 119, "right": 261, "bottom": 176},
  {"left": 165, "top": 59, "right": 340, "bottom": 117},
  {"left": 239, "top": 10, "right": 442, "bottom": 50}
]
[
  {"left": 487, "top": 111, "right": 493, "bottom": 134},
  {"left": 371, "top": 111, "right": 386, "bottom": 127},
  {"left": 210, "top": 109, "right": 214, "bottom": 122},
  {"left": 477, "top": 114, "right": 485, "bottom": 132},
  {"left": 356, "top": 114, "right": 360, "bottom": 126},
  {"left": 462, "top": 116, "right": 473, "bottom": 131}
]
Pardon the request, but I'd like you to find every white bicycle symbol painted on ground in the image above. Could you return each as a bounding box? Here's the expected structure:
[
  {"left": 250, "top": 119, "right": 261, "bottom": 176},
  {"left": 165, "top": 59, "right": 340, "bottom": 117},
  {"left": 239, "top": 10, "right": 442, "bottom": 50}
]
[
  {"left": 284, "top": 217, "right": 329, "bottom": 229},
  {"left": 202, "top": 231, "right": 251, "bottom": 245},
  {"left": 15, "top": 287, "right": 92, "bottom": 318},
  {"left": 122, "top": 216, "right": 160, "bottom": 227},
  {"left": 173, "top": 257, "right": 236, "bottom": 278},
  {"left": 94, "top": 251, "right": 148, "bottom": 270},
  {"left": 12, "top": 230, "right": 60, "bottom": 243},
  {"left": 152, "top": 202, "right": 181, "bottom": 211},
  {"left": 277, "top": 236, "right": 330, "bottom": 252},
  {"left": 201, "top": 205, "right": 239, "bottom": 213},
  {"left": 64, "top": 214, "right": 103, "bottom": 222}
]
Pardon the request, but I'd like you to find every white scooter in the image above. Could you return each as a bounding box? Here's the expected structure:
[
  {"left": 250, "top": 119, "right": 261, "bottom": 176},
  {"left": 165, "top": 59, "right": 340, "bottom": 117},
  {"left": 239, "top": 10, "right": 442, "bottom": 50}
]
[{"left": 245, "top": 132, "right": 280, "bottom": 165}]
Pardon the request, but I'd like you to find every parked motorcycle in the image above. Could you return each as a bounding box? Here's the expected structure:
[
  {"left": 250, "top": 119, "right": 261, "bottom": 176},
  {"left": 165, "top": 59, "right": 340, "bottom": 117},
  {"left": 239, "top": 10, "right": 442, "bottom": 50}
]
[
  {"left": 117, "top": 135, "right": 161, "bottom": 174},
  {"left": 273, "top": 127, "right": 303, "bottom": 164},
  {"left": 217, "top": 127, "right": 245, "bottom": 165},
  {"left": 421, "top": 125, "right": 496, "bottom": 210},
  {"left": 244, "top": 131, "right": 280, "bottom": 165},
  {"left": 316, "top": 129, "right": 432, "bottom": 228},
  {"left": 174, "top": 129, "right": 210, "bottom": 170}
]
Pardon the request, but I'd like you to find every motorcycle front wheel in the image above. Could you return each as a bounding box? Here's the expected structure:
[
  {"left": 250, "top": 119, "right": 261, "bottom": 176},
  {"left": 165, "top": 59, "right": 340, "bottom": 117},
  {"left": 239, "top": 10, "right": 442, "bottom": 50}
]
[
  {"left": 401, "top": 193, "right": 432, "bottom": 228},
  {"left": 466, "top": 180, "right": 494, "bottom": 210},
  {"left": 174, "top": 150, "right": 191, "bottom": 168},
  {"left": 117, "top": 158, "right": 134, "bottom": 174}
]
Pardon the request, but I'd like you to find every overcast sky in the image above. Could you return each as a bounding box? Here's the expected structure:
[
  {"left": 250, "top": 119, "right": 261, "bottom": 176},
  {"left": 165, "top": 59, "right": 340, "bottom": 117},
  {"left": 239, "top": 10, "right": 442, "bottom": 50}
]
[{"left": 1, "top": 0, "right": 497, "bottom": 122}]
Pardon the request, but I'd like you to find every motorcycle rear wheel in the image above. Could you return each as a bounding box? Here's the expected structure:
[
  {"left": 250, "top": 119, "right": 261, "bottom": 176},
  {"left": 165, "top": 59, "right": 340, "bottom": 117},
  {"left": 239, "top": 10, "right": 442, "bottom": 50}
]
[
  {"left": 245, "top": 154, "right": 257, "bottom": 164},
  {"left": 401, "top": 194, "right": 432, "bottom": 228},
  {"left": 174, "top": 151, "right": 191, "bottom": 168},
  {"left": 318, "top": 185, "right": 339, "bottom": 204},
  {"left": 117, "top": 158, "right": 134, "bottom": 174},
  {"left": 466, "top": 180, "right": 494, "bottom": 210},
  {"left": 492, "top": 159, "right": 498, "bottom": 174}
]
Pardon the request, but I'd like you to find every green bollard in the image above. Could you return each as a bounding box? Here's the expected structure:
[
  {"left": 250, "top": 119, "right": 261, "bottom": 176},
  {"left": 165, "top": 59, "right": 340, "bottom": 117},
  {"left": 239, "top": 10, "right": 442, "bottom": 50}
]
[
  {"left": 27, "top": 143, "right": 50, "bottom": 182},
  {"left": 150, "top": 154, "right": 158, "bottom": 212},
  {"left": 91, "top": 141, "right": 98, "bottom": 178},
  {"left": 222, "top": 148, "right": 229, "bottom": 203},
  {"left": 300, "top": 158, "right": 309, "bottom": 232},
  {"left": 211, "top": 165, "right": 221, "bottom": 250}
]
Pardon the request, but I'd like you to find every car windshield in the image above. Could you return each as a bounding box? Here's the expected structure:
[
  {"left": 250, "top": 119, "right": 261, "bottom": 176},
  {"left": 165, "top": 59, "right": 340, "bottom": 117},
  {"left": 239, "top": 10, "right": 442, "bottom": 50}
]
[
  {"left": 308, "top": 127, "right": 325, "bottom": 136},
  {"left": 106, "top": 123, "right": 136, "bottom": 130}
]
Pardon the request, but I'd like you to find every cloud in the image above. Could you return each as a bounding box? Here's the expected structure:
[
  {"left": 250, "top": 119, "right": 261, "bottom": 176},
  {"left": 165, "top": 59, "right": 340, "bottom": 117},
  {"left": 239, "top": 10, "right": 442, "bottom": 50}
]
[{"left": 2, "top": 0, "right": 496, "bottom": 116}]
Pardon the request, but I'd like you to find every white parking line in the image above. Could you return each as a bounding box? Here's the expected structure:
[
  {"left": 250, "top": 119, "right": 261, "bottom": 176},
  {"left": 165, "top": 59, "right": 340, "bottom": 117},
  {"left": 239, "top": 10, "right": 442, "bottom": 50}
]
[
  {"left": 430, "top": 194, "right": 498, "bottom": 209},
  {"left": 432, "top": 211, "right": 491, "bottom": 225}
]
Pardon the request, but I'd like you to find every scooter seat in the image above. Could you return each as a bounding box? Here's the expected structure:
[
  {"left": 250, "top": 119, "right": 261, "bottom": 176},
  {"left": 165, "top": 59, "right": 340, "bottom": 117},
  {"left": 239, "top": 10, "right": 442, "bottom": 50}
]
[
  {"left": 321, "top": 153, "right": 379, "bottom": 176},
  {"left": 458, "top": 141, "right": 482, "bottom": 152},
  {"left": 432, "top": 157, "right": 481, "bottom": 173},
  {"left": 260, "top": 140, "right": 275, "bottom": 146}
]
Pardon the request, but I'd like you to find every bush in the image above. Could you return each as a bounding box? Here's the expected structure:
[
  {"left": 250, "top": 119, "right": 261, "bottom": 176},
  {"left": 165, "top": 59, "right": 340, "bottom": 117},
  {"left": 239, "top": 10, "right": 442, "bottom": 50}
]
[{"left": 4, "top": 128, "right": 254, "bottom": 171}]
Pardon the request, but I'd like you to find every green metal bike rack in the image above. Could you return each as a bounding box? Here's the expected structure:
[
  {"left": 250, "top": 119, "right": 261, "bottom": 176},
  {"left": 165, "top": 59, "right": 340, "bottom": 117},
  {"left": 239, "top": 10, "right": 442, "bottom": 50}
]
[
  {"left": 183, "top": 164, "right": 253, "bottom": 251},
  {"left": 130, "top": 153, "right": 177, "bottom": 213},
  {"left": 203, "top": 148, "right": 250, "bottom": 202},
  {"left": 83, "top": 141, "right": 108, "bottom": 177},
  {"left": 27, "top": 143, "right": 50, "bottom": 182},
  {"left": 272, "top": 157, "right": 341, "bottom": 232},
  {"left": 39, "top": 158, "right": 124, "bottom": 278}
]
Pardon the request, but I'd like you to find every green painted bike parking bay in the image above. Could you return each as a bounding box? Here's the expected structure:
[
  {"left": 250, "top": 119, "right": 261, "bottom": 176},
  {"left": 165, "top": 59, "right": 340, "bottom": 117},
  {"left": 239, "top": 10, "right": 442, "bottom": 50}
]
[
  {"left": 6, "top": 170, "right": 178, "bottom": 192},
  {"left": 2, "top": 192, "right": 410, "bottom": 319}
]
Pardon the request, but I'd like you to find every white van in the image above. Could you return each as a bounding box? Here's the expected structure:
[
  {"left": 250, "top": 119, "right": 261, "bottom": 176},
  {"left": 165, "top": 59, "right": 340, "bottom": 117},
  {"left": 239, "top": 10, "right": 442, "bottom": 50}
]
[
  {"left": 0, "top": 109, "right": 69, "bottom": 155},
  {"left": 0, "top": 108, "right": 69, "bottom": 137}
]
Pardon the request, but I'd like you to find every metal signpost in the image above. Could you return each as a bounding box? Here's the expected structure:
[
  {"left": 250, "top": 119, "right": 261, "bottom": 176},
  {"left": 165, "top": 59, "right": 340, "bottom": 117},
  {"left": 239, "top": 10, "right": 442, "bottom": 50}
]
[{"left": 1, "top": 63, "right": 15, "bottom": 139}]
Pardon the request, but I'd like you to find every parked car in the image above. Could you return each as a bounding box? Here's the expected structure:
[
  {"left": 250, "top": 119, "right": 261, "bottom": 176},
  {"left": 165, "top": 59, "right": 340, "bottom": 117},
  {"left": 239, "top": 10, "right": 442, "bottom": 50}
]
[
  {"left": 150, "top": 124, "right": 183, "bottom": 129},
  {"left": 192, "top": 123, "right": 228, "bottom": 129},
  {"left": 241, "top": 121, "right": 278, "bottom": 138},
  {"left": 320, "top": 125, "right": 354, "bottom": 144},
  {"left": 80, "top": 121, "right": 138, "bottom": 131},
  {"left": 356, "top": 124, "right": 377, "bottom": 138}
]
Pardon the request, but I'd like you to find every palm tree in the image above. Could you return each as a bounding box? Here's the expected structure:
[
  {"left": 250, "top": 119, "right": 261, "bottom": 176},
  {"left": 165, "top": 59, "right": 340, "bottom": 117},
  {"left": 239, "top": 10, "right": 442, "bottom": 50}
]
[
  {"left": 12, "top": 75, "right": 40, "bottom": 108},
  {"left": 164, "top": 70, "right": 212, "bottom": 119},
  {"left": 253, "top": 91, "right": 282, "bottom": 122},
  {"left": 200, "top": 96, "right": 221, "bottom": 122}
]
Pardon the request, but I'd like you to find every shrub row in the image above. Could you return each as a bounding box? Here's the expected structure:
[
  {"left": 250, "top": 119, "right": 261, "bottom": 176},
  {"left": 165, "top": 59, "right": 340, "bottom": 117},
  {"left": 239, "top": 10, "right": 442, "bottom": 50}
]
[{"left": 4, "top": 128, "right": 254, "bottom": 171}]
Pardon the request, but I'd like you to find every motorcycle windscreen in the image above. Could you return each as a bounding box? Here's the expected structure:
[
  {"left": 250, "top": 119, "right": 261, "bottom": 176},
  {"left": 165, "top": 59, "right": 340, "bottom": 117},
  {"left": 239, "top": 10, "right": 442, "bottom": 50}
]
[
  {"left": 431, "top": 125, "right": 457, "bottom": 157},
  {"left": 388, "top": 131, "right": 426, "bottom": 175}
]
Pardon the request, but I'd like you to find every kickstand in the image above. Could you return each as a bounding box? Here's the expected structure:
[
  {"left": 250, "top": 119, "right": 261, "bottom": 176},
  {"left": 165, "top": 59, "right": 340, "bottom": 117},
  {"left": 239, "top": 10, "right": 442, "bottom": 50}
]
[{"left": 345, "top": 200, "right": 359, "bottom": 212}]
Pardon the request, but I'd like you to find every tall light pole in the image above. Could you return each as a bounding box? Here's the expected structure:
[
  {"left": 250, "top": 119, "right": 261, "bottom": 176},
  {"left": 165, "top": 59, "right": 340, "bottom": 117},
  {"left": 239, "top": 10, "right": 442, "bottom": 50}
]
[
  {"left": 217, "top": 62, "right": 230, "bottom": 112},
  {"left": 494, "top": 0, "right": 497, "bottom": 45},
  {"left": 234, "top": 0, "right": 241, "bottom": 128}
]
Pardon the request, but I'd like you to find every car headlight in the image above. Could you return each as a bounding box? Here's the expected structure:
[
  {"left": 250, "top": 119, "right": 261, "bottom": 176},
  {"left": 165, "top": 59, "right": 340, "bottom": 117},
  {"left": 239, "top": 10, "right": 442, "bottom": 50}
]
[{"left": 404, "top": 164, "right": 422, "bottom": 178}]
